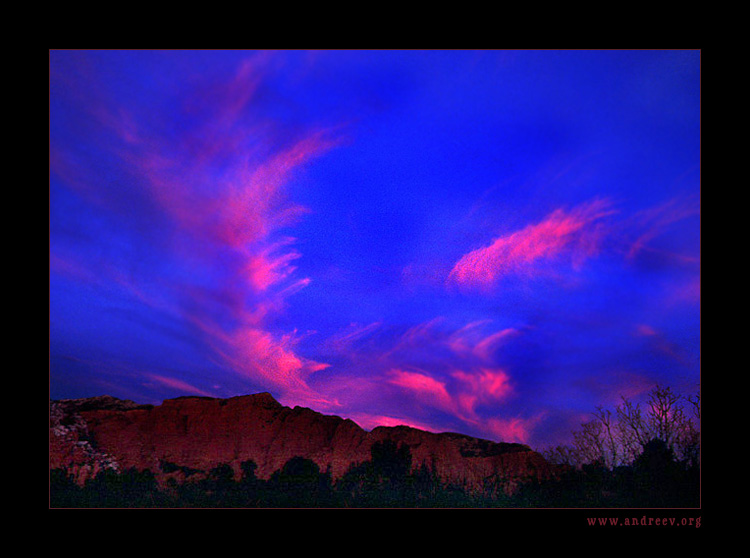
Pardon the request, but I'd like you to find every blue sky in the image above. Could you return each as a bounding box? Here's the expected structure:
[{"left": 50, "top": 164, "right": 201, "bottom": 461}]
[{"left": 49, "top": 50, "right": 700, "bottom": 449}]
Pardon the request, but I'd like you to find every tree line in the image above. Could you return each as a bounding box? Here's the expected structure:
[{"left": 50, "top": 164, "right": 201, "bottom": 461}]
[
  {"left": 528, "top": 384, "right": 701, "bottom": 507},
  {"left": 50, "top": 440, "right": 498, "bottom": 508},
  {"left": 543, "top": 384, "right": 700, "bottom": 470},
  {"left": 50, "top": 385, "right": 700, "bottom": 508}
]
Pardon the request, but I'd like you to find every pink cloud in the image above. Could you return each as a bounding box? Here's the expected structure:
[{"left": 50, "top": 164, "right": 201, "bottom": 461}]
[
  {"left": 52, "top": 53, "right": 341, "bottom": 406},
  {"left": 386, "top": 365, "right": 518, "bottom": 435},
  {"left": 445, "top": 320, "right": 489, "bottom": 355},
  {"left": 634, "top": 324, "right": 691, "bottom": 366},
  {"left": 209, "top": 327, "right": 330, "bottom": 405},
  {"left": 206, "top": 131, "right": 338, "bottom": 252},
  {"left": 447, "top": 321, "right": 519, "bottom": 361},
  {"left": 146, "top": 374, "right": 215, "bottom": 398},
  {"left": 348, "top": 413, "right": 441, "bottom": 433},
  {"left": 474, "top": 328, "right": 519, "bottom": 360},
  {"left": 387, "top": 369, "right": 455, "bottom": 413},
  {"left": 626, "top": 194, "right": 700, "bottom": 261},
  {"left": 380, "top": 317, "right": 446, "bottom": 361},
  {"left": 452, "top": 367, "right": 513, "bottom": 403},
  {"left": 323, "top": 316, "right": 530, "bottom": 438},
  {"left": 450, "top": 367, "right": 515, "bottom": 424},
  {"left": 484, "top": 414, "right": 545, "bottom": 444},
  {"left": 383, "top": 364, "right": 534, "bottom": 444},
  {"left": 325, "top": 321, "right": 383, "bottom": 353},
  {"left": 448, "top": 198, "right": 615, "bottom": 290},
  {"left": 244, "top": 238, "right": 303, "bottom": 292},
  {"left": 312, "top": 317, "right": 542, "bottom": 443}
]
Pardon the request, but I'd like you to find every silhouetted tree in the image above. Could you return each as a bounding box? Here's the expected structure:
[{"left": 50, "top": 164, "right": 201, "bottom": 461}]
[
  {"left": 536, "top": 384, "right": 700, "bottom": 507},
  {"left": 337, "top": 440, "right": 417, "bottom": 507},
  {"left": 200, "top": 463, "right": 239, "bottom": 506},
  {"left": 240, "top": 459, "right": 258, "bottom": 483},
  {"left": 62, "top": 467, "right": 163, "bottom": 507},
  {"left": 207, "top": 463, "right": 234, "bottom": 488},
  {"left": 626, "top": 438, "right": 697, "bottom": 507},
  {"left": 50, "top": 469, "right": 81, "bottom": 508},
  {"left": 547, "top": 384, "right": 701, "bottom": 470},
  {"left": 232, "top": 459, "right": 262, "bottom": 506},
  {"left": 267, "top": 457, "right": 334, "bottom": 507}
]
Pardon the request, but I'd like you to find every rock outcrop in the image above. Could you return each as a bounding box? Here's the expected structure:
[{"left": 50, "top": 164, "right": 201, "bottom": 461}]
[
  {"left": 50, "top": 393, "right": 556, "bottom": 493},
  {"left": 49, "top": 396, "right": 153, "bottom": 484}
]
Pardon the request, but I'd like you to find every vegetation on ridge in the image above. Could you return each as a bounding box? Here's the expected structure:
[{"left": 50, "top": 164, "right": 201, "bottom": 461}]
[{"left": 49, "top": 385, "right": 700, "bottom": 508}]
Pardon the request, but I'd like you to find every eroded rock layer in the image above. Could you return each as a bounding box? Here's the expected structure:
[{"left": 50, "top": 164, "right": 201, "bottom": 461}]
[{"left": 50, "top": 393, "right": 556, "bottom": 493}]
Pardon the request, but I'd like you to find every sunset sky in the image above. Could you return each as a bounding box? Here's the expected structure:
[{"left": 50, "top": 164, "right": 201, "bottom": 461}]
[{"left": 49, "top": 50, "right": 701, "bottom": 450}]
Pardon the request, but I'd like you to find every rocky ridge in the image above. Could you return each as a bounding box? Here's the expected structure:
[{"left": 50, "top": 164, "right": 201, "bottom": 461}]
[{"left": 50, "top": 393, "right": 557, "bottom": 493}]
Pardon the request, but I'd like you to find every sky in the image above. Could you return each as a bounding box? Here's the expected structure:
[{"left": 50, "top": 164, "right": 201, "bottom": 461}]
[{"left": 49, "top": 50, "right": 701, "bottom": 450}]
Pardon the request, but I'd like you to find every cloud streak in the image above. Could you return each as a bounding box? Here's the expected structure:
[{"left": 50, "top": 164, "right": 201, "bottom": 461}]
[
  {"left": 447, "top": 199, "right": 616, "bottom": 291},
  {"left": 50, "top": 50, "right": 701, "bottom": 451},
  {"left": 625, "top": 194, "right": 700, "bottom": 262},
  {"left": 319, "top": 316, "right": 532, "bottom": 442},
  {"left": 146, "top": 374, "right": 215, "bottom": 398},
  {"left": 50, "top": 52, "right": 342, "bottom": 405}
]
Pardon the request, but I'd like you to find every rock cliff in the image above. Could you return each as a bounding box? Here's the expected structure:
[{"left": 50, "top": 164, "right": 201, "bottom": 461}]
[{"left": 50, "top": 393, "right": 556, "bottom": 493}]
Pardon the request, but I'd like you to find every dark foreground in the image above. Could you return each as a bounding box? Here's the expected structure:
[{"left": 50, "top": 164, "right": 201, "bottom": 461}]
[{"left": 50, "top": 439, "right": 699, "bottom": 508}]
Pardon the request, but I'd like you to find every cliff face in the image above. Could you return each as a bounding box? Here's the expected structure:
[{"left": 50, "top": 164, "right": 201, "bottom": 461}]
[{"left": 50, "top": 393, "right": 556, "bottom": 493}]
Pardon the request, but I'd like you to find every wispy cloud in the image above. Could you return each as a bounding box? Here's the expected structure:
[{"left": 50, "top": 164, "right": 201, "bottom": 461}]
[
  {"left": 319, "top": 316, "right": 529, "bottom": 441},
  {"left": 485, "top": 414, "right": 546, "bottom": 444},
  {"left": 50, "top": 52, "right": 342, "bottom": 404},
  {"left": 447, "top": 198, "right": 615, "bottom": 291},
  {"left": 50, "top": 51, "right": 701, "bottom": 452},
  {"left": 325, "top": 321, "right": 383, "bottom": 353},
  {"left": 146, "top": 374, "right": 215, "bottom": 398},
  {"left": 346, "top": 412, "right": 440, "bottom": 434},
  {"left": 447, "top": 320, "right": 519, "bottom": 361},
  {"left": 626, "top": 194, "right": 700, "bottom": 261},
  {"left": 635, "top": 323, "right": 692, "bottom": 366},
  {"left": 385, "top": 365, "right": 516, "bottom": 435},
  {"left": 387, "top": 369, "right": 455, "bottom": 414},
  {"left": 215, "top": 328, "right": 330, "bottom": 400},
  {"left": 446, "top": 191, "right": 700, "bottom": 294}
]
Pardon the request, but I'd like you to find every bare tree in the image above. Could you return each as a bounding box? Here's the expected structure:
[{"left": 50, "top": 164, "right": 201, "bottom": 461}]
[
  {"left": 549, "top": 384, "right": 701, "bottom": 470},
  {"left": 573, "top": 419, "right": 608, "bottom": 467},
  {"left": 694, "top": 394, "right": 701, "bottom": 418},
  {"left": 615, "top": 396, "right": 649, "bottom": 464},
  {"left": 647, "top": 385, "right": 684, "bottom": 448},
  {"left": 593, "top": 406, "right": 620, "bottom": 469},
  {"left": 679, "top": 389, "right": 701, "bottom": 467},
  {"left": 541, "top": 444, "right": 581, "bottom": 468}
]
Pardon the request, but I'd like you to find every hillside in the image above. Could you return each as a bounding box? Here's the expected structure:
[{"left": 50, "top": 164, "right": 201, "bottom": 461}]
[{"left": 49, "top": 392, "right": 555, "bottom": 495}]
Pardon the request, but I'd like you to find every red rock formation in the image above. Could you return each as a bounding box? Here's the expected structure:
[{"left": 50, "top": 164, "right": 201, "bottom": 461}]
[{"left": 50, "top": 393, "right": 557, "bottom": 493}]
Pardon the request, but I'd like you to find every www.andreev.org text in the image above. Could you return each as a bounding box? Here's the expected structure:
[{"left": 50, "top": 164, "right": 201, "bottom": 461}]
[{"left": 586, "top": 516, "right": 701, "bottom": 528}]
